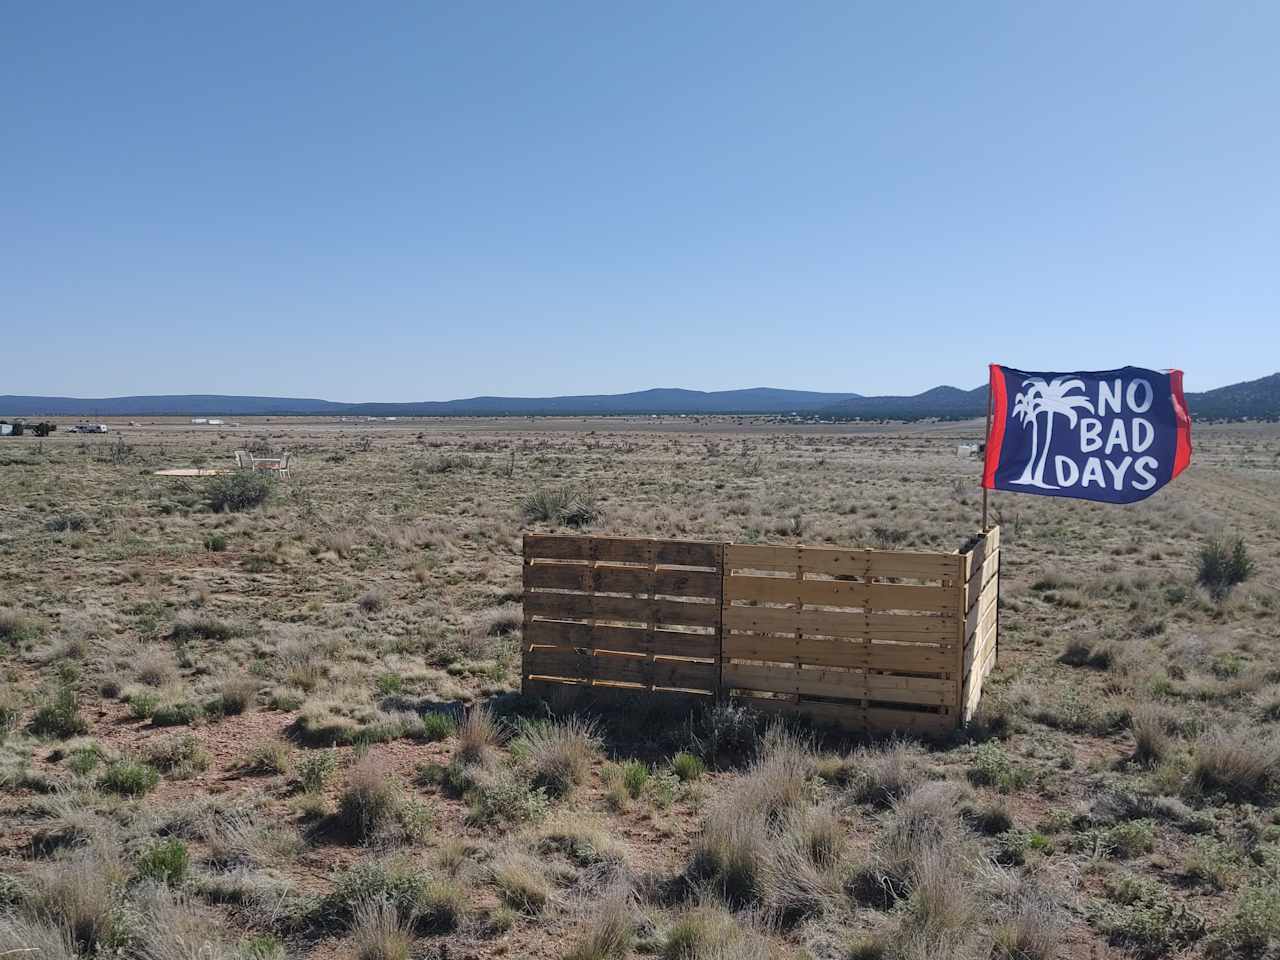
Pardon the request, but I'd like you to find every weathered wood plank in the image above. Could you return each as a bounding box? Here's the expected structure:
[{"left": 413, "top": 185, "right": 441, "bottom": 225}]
[
  {"left": 654, "top": 541, "right": 721, "bottom": 568},
  {"left": 742, "top": 697, "right": 957, "bottom": 734},
  {"left": 725, "top": 575, "right": 955, "bottom": 613},
  {"left": 963, "top": 574, "right": 999, "bottom": 645},
  {"left": 722, "top": 604, "right": 953, "bottom": 641},
  {"left": 723, "top": 663, "right": 955, "bottom": 705},
  {"left": 722, "top": 634, "right": 953, "bottom": 673},
  {"left": 524, "top": 620, "right": 720, "bottom": 659},
  {"left": 726, "top": 544, "right": 962, "bottom": 582},
  {"left": 963, "top": 548, "right": 1000, "bottom": 613},
  {"left": 525, "top": 647, "right": 718, "bottom": 689},
  {"left": 525, "top": 592, "right": 719, "bottom": 629}
]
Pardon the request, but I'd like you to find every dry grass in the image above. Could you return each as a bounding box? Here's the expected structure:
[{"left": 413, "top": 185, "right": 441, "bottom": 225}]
[
  {"left": 0, "top": 418, "right": 1276, "bottom": 960},
  {"left": 351, "top": 896, "right": 416, "bottom": 960}
]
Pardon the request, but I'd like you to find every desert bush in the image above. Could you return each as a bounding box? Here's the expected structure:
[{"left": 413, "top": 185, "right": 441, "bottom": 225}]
[
  {"left": 99, "top": 759, "right": 160, "bottom": 796},
  {"left": 414, "top": 711, "right": 457, "bottom": 742},
  {"left": 967, "top": 742, "right": 1031, "bottom": 792},
  {"left": 351, "top": 896, "right": 415, "bottom": 960},
  {"left": 1059, "top": 638, "right": 1114, "bottom": 669},
  {"left": 146, "top": 732, "right": 211, "bottom": 777},
  {"left": 491, "top": 849, "right": 553, "bottom": 913},
  {"left": 136, "top": 838, "right": 190, "bottom": 885},
  {"left": 242, "top": 739, "right": 291, "bottom": 775},
  {"left": 320, "top": 859, "right": 429, "bottom": 926},
  {"left": 671, "top": 751, "right": 706, "bottom": 782},
  {"left": 33, "top": 845, "right": 126, "bottom": 953},
  {"left": 0, "top": 609, "right": 43, "bottom": 647},
  {"left": 418, "top": 877, "right": 466, "bottom": 932},
  {"left": 991, "top": 888, "right": 1065, "bottom": 960},
  {"left": 1130, "top": 704, "right": 1173, "bottom": 767},
  {"left": 357, "top": 590, "right": 385, "bottom": 614},
  {"left": 844, "top": 739, "right": 926, "bottom": 806},
  {"left": 563, "top": 885, "right": 635, "bottom": 960},
  {"left": 683, "top": 701, "right": 762, "bottom": 768},
  {"left": 127, "top": 690, "right": 161, "bottom": 719},
  {"left": 297, "top": 749, "right": 338, "bottom": 792},
  {"left": 29, "top": 685, "right": 89, "bottom": 739},
  {"left": 205, "top": 471, "right": 273, "bottom": 512},
  {"left": 171, "top": 611, "right": 237, "bottom": 642},
  {"left": 0, "top": 915, "right": 78, "bottom": 960},
  {"left": 466, "top": 770, "right": 550, "bottom": 825},
  {"left": 338, "top": 755, "right": 404, "bottom": 843},
  {"left": 1092, "top": 873, "right": 1205, "bottom": 957},
  {"left": 521, "top": 485, "right": 600, "bottom": 528},
  {"left": 660, "top": 904, "right": 774, "bottom": 960},
  {"left": 203, "top": 532, "right": 227, "bottom": 551},
  {"left": 133, "top": 883, "right": 236, "bottom": 960},
  {"left": 1206, "top": 883, "right": 1280, "bottom": 957},
  {"left": 513, "top": 715, "right": 602, "bottom": 796},
  {"left": 151, "top": 699, "right": 202, "bottom": 727},
  {"left": 455, "top": 706, "right": 505, "bottom": 766},
  {"left": 1189, "top": 728, "right": 1280, "bottom": 802},
  {"left": 215, "top": 675, "right": 259, "bottom": 715},
  {"left": 1196, "top": 536, "right": 1253, "bottom": 601}
]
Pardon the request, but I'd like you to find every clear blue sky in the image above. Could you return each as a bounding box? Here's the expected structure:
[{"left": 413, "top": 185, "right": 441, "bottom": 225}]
[{"left": 4, "top": 2, "right": 1277, "bottom": 400}]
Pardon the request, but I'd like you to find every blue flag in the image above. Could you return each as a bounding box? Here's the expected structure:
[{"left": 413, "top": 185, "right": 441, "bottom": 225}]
[{"left": 982, "top": 365, "right": 1192, "bottom": 504}]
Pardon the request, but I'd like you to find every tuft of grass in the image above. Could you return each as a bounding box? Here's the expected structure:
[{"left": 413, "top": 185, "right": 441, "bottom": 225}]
[
  {"left": 351, "top": 896, "right": 415, "bottom": 960},
  {"left": 0, "top": 915, "right": 78, "bottom": 960},
  {"left": 1189, "top": 728, "right": 1280, "bottom": 803},
  {"left": 563, "top": 886, "right": 634, "bottom": 960},
  {"left": 670, "top": 751, "right": 706, "bottom": 782},
  {"left": 241, "top": 739, "right": 292, "bottom": 775},
  {"left": 205, "top": 471, "right": 273, "bottom": 512},
  {"left": 29, "top": 686, "right": 89, "bottom": 739},
  {"left": 337, "top": 755, "right": 404, "bottom": 843},
  {"left": 357, "top": 590, "right": 385, "bottom": 614},
  {"left": 492, "top": 849, "right": 553, "bottom": 914},
  {"left": 0, "top": 609, "right": 44, "bottom": 647},
  {"left": 32, "top": 846, "right": 126, "bottom": 954},
  {"left": 151, "top": 699, "right": 202, "bottom": 727},
  {"left": 1196, "top": 536, "right": 1253, "bottom": 601},
  {"left": 216, "top": 674, "right": 259, "bottom": 715},
  {"left": 521, "top": 485, "right": 600, "bottom": 528},
  {"left": 145, "top": 732, "right": 211, "bottom": 777},
  {"left": 1130, "top": 705, "right": 1173, "bottom": 768},
  {"left": 99, "top": 759, "right": 160, "bottom": 796},
  {"left": 414, "top": 711, "right": 457, "bottom": 742},
  {"left": 844, "top": 739, "right": 925, "bottom": 806},
  {"left": 203, "top": 532, "right": 228, "bottom": 551},
  {"left": 455, "top": 706, "right": 505, "bottom": 767},
  {"left": 170, "top": 611, "right": 237, "bottom": 642},
  {"left": 136, "top": 838, "right": 190, "bottom": 885},
  {"left": 297, "top": 749, "right": 339, "bottom": 792}
]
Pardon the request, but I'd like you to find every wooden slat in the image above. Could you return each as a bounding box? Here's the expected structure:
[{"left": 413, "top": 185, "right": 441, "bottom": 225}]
[
  {"left": 741, "top": 697, "right": 957, "bottom": 734},
  {"left": 960, "top": 526, "right": 1000, "bottom": 581},
  {"left": 723, "top": 663, "right": 955, "bottom": 706},
  {"left": 525, "top": 592, "right": 719, "bottom": 629},
  {"left": 655, "top": 568, "right": 720, "bottom": 597},
  {"left": 725, "top": 575, "right": 954, "bottom": 613},
  {"left": 722, "top": 604, "right": 952, "bottom": 641},
  {"left": 524, "top": 647, "right": 718, "bottom": 690},
  {"left": 963, "top": 548, "right": 1000, "bottom": 613},
  {"left": 524, "top": 620, "right": 720, "bottom": 659},
  {"left": 726, "top": 544, "right": 962, "bottom": 582},
  {"left": 964, "top": 574, "right": 999, "bottom": 645},
  {"left": 722, "top": 634, "right": 953, "bottom": 673},
  {"left": 654, "top": 541, "right": 721, "bottom": 568}
]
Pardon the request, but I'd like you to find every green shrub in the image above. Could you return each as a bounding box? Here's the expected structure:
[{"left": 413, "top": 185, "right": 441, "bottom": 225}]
[
  {"left": 151, "top": 700, "right": 201, "bottom": 727},
  {"left": 1197, "top": 536, "right": 1254, "bottom": 601},
  {"left": 203, "top": 532, "right": 228, "bottom": 552},
  {"left": 967, "top": 742, "right": 1030, "bottom": 792},
  {"left": 66, "top": 744, "right": 103, "bottom": 776},
  {"left": 620, "top": 760, "right": 649, "bottom": 799},
  {"left": 297, "top": 750, "right": 338, "bottom": 792},
  {"left": 146, "top": 733, "right": 211, "bottom": 777},
  {"left": 671, "top": 752, "right": 706, "bottom": 782},
  {"left": 521, "top": 485, "right": 600, "bottom": 528},
  {"left": 170, "top": 612, "right": 237, "bottom": 642},
  {"left": 99, "top": 759, "right": 160, "bottom": 796},
  {"left": 29, "top": 686, "right": 89, "bottom": 739},
  {"left": 127, "top": 690, "right": 161, "bottom": 720},
  {"left": 337, "top": 756, "right": 403, "bottom": 843},
  {"left": 1207, "top": 883, "right": 1280, "bottom": 957},
  {"left": 0, "top": 609, "right": 43, "bottom": 647},
  {"left": 415, "top": 712, "right": 457, "bottom": 742},
  {"left": 466, "top": 775, "right": 549, "bottom": 826},
  {"left": 205, "top": 471, "right": 273, "bottom": 513},
  {"left": 1092, "top": 873, "right": 1205, "bottom": 958},
  {"left": 136, "top": 838, "right": 190, "bottom": 884}
]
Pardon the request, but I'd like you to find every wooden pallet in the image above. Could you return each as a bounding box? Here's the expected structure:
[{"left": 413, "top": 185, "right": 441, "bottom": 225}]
[
  {"left": 520, "top": 529, "right": 1000, "bottom": 734},
  {"left": 521, "top": 535, "right": 723, "bottom": 700}
]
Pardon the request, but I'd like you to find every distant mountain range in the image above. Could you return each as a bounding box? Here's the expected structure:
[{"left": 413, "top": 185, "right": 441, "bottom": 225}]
[{"left": 2, "top": 374, "right": 1277, "bottom": 420}]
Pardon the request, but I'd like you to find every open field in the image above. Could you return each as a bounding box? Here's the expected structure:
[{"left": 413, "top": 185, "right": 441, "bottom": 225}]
[{"left": 1, "top": 417, "right": 1278, "bottom": 960}]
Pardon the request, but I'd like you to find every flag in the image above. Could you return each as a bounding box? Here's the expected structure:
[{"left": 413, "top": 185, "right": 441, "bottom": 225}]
[{"left": 982, "top": 365, "right": 1191, "bottom": 504}]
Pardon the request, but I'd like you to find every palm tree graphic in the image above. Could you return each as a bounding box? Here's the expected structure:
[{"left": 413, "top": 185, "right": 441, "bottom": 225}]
[{"left": 1009, "top": 377, "right": 1095, "bottom": 488}]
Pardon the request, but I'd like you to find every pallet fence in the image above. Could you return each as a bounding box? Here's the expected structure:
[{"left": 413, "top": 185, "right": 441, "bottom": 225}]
[{"left": 521, "top": 527, "right": 999, "bottom": 734}]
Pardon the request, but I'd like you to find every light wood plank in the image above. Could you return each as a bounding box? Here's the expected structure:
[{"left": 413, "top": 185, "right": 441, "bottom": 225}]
[
  {"left": 726, "top": 544, "right": 962, "bottom": 582},
  {"left": 722, "top": 604, "right": 952, "bottom": 640},
  {"left": 524, "top": 620, "right": 719, "bottom": 658},
  {"left": 723, "top": 663, "right": 955, "bottom": 705},
  {"left": 725, "top": 575, "right": 954, "bottom": 613}
]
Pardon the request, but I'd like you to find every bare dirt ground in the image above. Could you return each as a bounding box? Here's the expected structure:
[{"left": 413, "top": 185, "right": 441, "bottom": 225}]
[{"left": 0, "top": 416, "right": 1277, "bottom": 960}]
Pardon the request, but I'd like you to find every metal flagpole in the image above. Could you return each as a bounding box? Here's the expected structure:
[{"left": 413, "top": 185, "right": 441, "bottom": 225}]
[{"left": 981, "top": 375, "right": 993, "bottom": 532}]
